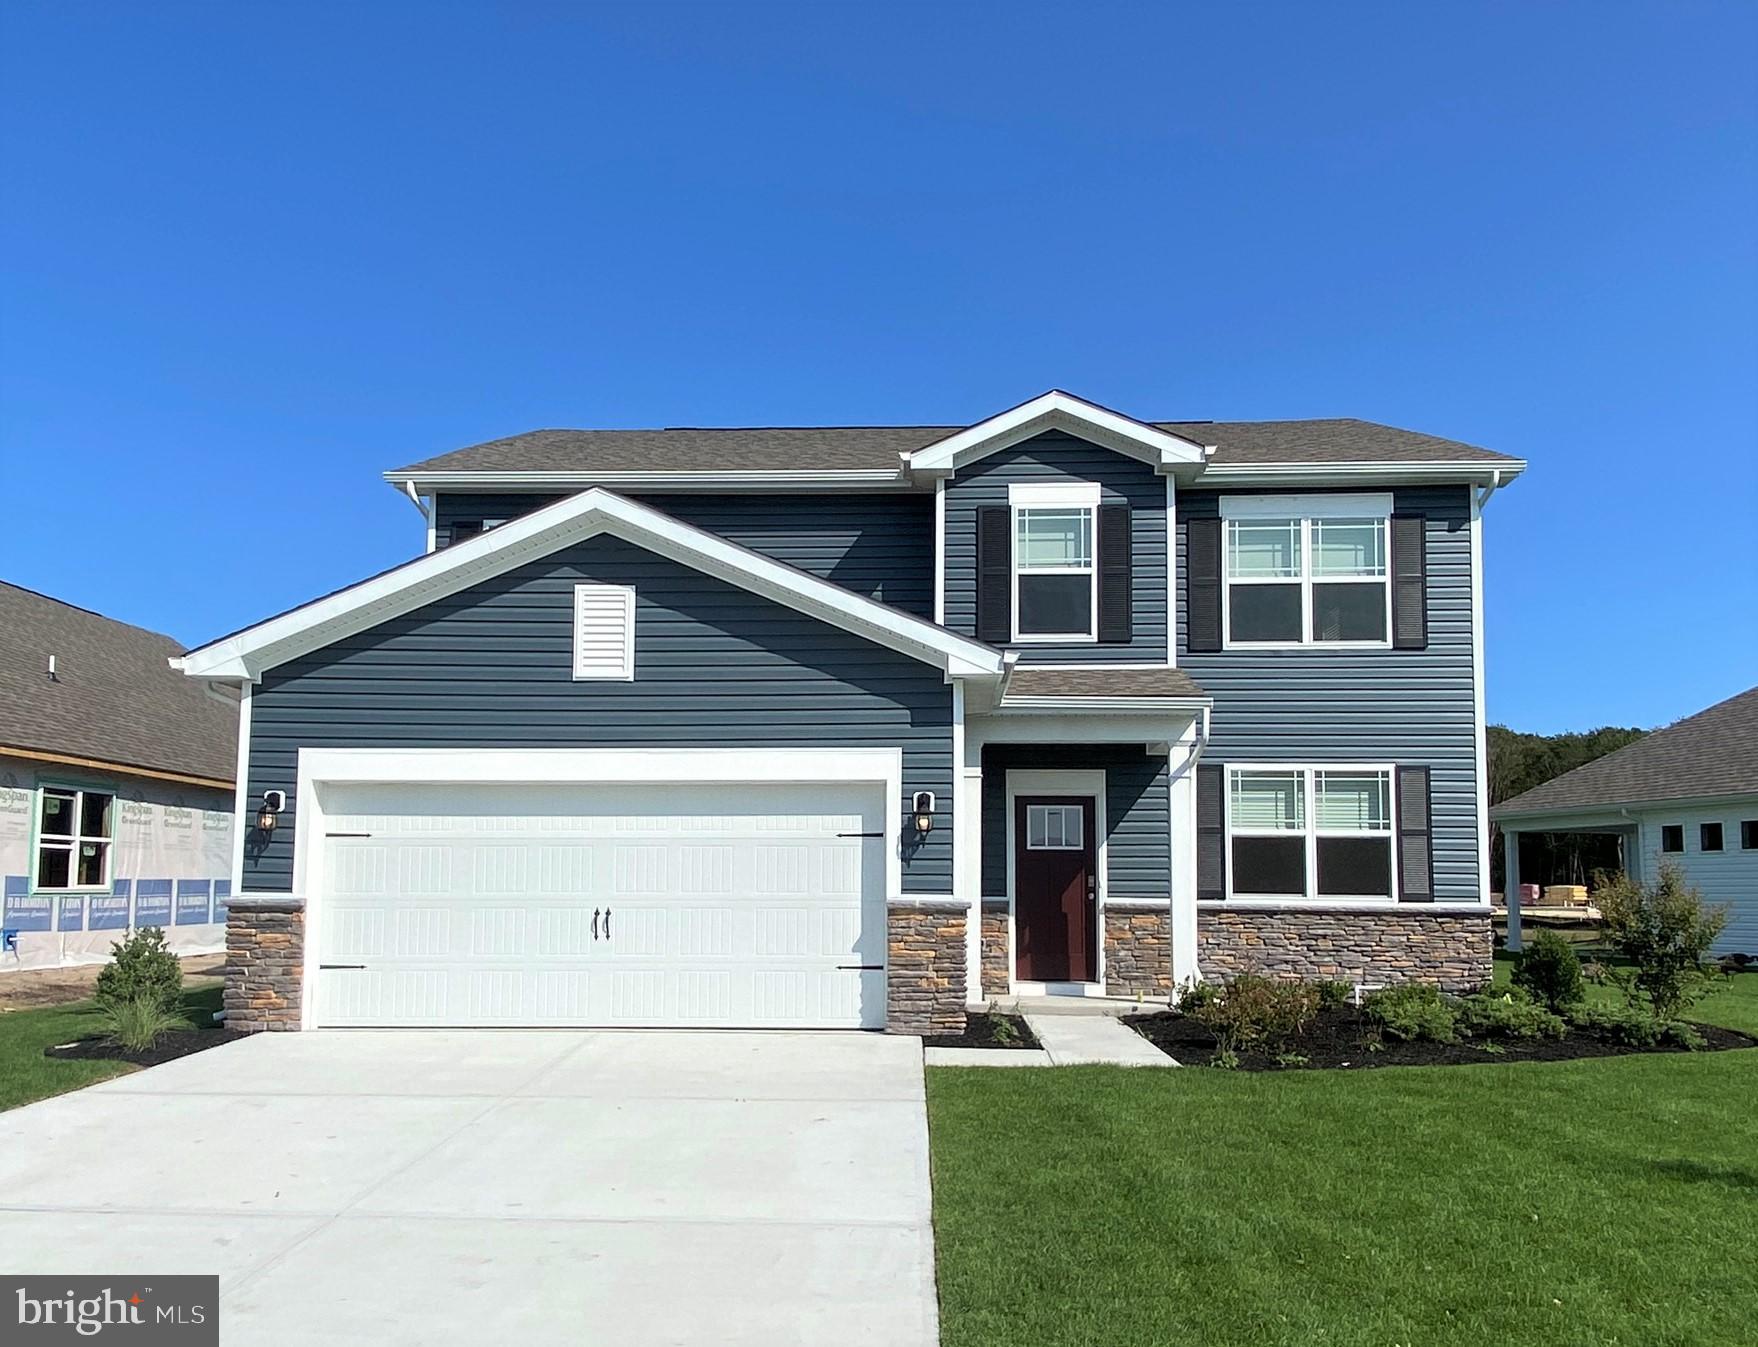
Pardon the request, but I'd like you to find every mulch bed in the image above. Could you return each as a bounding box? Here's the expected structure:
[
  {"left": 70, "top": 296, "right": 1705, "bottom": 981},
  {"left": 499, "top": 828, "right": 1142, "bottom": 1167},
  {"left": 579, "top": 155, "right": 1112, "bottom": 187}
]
[
  {"left": 924, "top": 1011, "right": 1041, "bottom": 1050},
  {"left": 45, "top": 1027, "right": 251, "bottom": 1069},
  {"left": 1125, "top": 1005, "right": 1756, "bottom": 1071}
]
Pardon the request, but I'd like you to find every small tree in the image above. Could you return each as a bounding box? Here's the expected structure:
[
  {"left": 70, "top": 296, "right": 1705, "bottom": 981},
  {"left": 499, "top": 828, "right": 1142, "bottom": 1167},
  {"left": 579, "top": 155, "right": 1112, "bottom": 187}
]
[
  {"left": 93, "top": 927, "right": 183, "bottom": 1012},
  {"left": 1512, "top": 929, "right": 1586, "bottom": 1011},
  {"left": 1595, "top": 864, "right": 1727, "bottom": 1020}
]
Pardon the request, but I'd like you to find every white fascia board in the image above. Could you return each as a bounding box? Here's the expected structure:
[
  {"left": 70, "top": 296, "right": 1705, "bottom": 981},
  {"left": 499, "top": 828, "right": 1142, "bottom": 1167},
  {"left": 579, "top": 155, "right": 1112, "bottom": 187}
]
[
  {"left": 909, "top": 391, "right": 1211, "bottom": 475},
  {"left": 1195, "top": 460, "right": 1526, "bottom": 488},
  {"left": 174, "top": 488, "right": 1004, "bottom": 682},
  {"left": 1493, "top": 792, "right": 1758, "bottom": 828},
  {"left": 996, "top": 696, "right": 1213, "bottom": 714},
  {"left": 387, "top": 469, "right": 911, "bottom": 493}
]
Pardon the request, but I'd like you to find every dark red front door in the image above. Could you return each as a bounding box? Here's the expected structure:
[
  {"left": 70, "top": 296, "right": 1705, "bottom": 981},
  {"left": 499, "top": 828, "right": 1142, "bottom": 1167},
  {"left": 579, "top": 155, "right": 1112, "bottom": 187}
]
[{"left": 1014, "top": 796, "right": 1097, "bottom": 982}]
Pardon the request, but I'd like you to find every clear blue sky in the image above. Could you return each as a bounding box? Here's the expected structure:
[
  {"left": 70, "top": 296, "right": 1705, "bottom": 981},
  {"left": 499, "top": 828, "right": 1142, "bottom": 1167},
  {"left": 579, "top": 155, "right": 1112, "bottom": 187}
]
[{"left": 3, "top": 2, "right": 1753, "bottom": 734}]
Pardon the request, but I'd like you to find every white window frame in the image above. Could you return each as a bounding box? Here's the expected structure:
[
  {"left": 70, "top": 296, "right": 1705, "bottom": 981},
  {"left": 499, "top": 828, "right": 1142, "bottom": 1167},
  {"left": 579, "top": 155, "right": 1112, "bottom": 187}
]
[
  {"left": 1009, "top": 482, "right": 1101, "bottom": 644},
  {"left": 34, "top": 784, "right": 116, "bottom": 893},
  {"left": 1025, "top": 803, "right": 1085, "bottom": 851},
  {"left": 572, "top": 583, "right": 636, "bottom": 681},
  {"left": 1219, "top": 494, "right": 1394, "bottom": 650},
  {"left": 1225, "top": 762, "right": 1398, "bottom": 903}
]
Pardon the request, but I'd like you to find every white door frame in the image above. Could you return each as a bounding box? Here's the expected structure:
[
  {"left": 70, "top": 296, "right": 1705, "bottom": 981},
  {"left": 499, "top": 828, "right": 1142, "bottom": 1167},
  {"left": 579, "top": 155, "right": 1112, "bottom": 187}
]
[
  {"left": 292, "top": 746, "right": 904, "bottom": 1029},
  {"left": 1005, "top": 768, "right": 1108, "bottom": 997}
]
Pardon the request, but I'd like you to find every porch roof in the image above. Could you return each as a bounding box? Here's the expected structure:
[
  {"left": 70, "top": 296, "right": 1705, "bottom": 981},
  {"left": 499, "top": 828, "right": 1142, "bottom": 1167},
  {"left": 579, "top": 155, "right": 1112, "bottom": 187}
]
[{"left": 1003, "top": 666, "right": 1207, "bottom": 701}]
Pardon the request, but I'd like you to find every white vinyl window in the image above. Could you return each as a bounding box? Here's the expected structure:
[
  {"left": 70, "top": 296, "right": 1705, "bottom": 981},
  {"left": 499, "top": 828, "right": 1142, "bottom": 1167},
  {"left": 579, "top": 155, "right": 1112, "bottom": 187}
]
[
  {"left": 35, "top": 786, "right": 114, "bottom": 891},
  {"left": 572, "top": 583, "right": 635, "bottom": 680},
  {"left": 1010, "top": 483, "right": 1099, "bottom": 642},
  {"left": 1026, "top": 803, "right": 1085, "bottom": 850},
  {"left": 1222, "top": 495, "right": 1392, "bottom": 647},
  {"left": 1227, "top": 765, "right": 1394, "bottom": 900}
]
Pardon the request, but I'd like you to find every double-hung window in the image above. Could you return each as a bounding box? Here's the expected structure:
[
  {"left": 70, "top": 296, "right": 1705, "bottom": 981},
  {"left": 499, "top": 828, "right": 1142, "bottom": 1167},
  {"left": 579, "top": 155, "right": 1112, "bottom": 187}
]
[
  {"left": 35, "top": 786, "right": 114, "bottom": 890},
  {"left": 1228, "top": 766, "right": 1395, "bottom": 899},
  {"left": 1221, "top": 495, "right": 1393, "bottom": 646},
  {"left": 1010, "top": 483, "right": 1099, "bottom": 641}
]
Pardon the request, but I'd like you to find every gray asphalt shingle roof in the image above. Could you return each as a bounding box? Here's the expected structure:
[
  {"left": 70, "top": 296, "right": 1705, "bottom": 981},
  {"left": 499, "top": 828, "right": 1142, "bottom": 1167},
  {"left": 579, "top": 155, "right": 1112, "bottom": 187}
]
[
  {"left": 392, "top": 417, "right": 1518, "bottom": 477},
  {"left": 1492, "top": 686, "right": 1758, "bottom": 818},
  {"left": 1005, "top": 666, "right": 1207, "bottom": 700},
  {"left": 0, "top": 582, "right": 237, "bottom": 784}
]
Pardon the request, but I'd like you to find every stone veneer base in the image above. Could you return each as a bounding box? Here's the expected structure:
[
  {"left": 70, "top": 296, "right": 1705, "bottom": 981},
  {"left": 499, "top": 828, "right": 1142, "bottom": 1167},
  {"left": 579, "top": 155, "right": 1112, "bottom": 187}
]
[
  {"left": 224, "top": 900, "right": 306, "bottom": 1033},
  {"left": 979, "top": 902, "right": 1010, "bottom": 1002},
  {"left": 886, "top": 901, "right": 968, "bottom": 1035},
  {"left": 1103, "top": 908, "right": 1174, "bottom": 998},
  {"left": 1198, "top": 907, "right": 1492, "bottom": 991}
]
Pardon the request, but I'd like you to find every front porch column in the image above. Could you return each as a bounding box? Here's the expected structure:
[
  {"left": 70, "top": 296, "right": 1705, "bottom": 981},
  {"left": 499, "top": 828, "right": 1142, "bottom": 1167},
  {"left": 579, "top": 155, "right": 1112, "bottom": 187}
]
[
  {"left": 958, "top": 691, "right": 985, "bottom": 1005},
  {"left": 1504, "top": 827, "right": 1523, "bottom": 953},
  {"left": 1168, "top": 722, "right": 1202, "bottom": 990}
]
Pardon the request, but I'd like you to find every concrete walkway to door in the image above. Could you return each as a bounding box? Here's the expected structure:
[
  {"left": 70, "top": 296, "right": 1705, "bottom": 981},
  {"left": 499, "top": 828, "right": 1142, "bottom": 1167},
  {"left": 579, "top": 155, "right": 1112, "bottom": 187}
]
[{"left": 0, "top": 1030, "right": 939, "bottom": 1346}]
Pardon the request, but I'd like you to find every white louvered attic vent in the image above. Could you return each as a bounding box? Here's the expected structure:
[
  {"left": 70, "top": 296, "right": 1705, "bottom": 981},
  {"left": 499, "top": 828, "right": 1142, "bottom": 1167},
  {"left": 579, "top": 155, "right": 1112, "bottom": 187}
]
[{"left": 573, "top": 583, "right": 635, "bottom": 680}]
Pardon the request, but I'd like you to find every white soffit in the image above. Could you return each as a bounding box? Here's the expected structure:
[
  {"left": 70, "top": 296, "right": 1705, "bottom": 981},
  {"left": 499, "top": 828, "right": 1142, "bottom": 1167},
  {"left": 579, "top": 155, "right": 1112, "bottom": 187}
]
[
  {"left": 173, "top": 489, "right": 1005, "bottom": 681},
  {"left": 908, "top": 390, "right": 1212, "bottom": 475}
]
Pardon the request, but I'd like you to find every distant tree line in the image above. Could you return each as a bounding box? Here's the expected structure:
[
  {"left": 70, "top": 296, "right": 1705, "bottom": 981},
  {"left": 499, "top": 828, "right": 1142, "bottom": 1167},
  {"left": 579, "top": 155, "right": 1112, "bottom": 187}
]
[{"left": 1488, "top": 723, "right": 1648, "bottom": 891}]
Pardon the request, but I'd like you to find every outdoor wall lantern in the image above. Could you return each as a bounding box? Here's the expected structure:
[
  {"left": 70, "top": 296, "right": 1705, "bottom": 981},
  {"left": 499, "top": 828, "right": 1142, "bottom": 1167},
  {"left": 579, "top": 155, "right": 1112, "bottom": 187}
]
[
  {"left": 256, "top": 790, "right": 286, "bottom": 834},
  {"left": 912, "top": 791, "right": 935, "bottom": 836}
]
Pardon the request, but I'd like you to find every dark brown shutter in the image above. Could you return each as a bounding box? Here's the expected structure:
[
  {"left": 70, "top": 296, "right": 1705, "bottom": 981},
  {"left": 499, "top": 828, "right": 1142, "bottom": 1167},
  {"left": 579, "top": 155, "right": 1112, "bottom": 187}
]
[
  {"left": 1097, "top": 504, "right": 1132, "bottom": 643},
  {"left": 1197, "top": 763, "right": 1226, "bottom": 900},
  {"left": 976, "top": 506, "right": 1012, "bottom": 642},
  {"left": 1391, "top": 514, "right": 1427, "bottom": 650},
  {"left": 1186, "top": 516, "right": 1223, "bottom": 653},
  {"left": 1397, "top": 765, "right": 1434, "bottom": 901}
]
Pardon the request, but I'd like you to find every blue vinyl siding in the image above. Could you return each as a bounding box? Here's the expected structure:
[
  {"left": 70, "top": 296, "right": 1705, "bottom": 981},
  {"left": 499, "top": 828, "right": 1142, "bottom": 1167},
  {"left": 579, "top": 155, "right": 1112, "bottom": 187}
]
[
  {"left": 942, "top": 432, "right": 1168, "bottom": 662},
  {"left": 433, "top": 491, "right": 935, "bottom": 619},
  {"left": 1179, "top": 486, "right": 1482, "bottom": 901},
  {"left": 979, "top": 745, "right": 1170, "bottom": 898},
  {"left": 244, "top": 534, "right": 953, "bottom": 892}
]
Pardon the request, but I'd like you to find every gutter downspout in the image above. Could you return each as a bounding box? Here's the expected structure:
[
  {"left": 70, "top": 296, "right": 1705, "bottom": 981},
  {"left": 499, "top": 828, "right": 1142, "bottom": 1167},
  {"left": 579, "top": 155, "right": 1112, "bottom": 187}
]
[
  {"left": 400, "top": 480, "right": 430, "bottom": 518},
  {"left": 1476, "top": 467, "right": 1505, "bottom": 511}
]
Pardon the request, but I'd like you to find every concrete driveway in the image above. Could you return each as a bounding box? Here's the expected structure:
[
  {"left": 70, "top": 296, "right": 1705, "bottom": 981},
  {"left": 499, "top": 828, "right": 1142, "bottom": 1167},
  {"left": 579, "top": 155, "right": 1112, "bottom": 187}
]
[{"left": 0, "top": 1031, "right": 938, "bottom": 1346}]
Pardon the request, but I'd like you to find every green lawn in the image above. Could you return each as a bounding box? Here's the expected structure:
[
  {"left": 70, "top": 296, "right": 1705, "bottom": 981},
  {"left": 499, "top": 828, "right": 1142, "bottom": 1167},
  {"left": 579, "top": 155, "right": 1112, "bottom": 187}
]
[
  {"left": 928, "top": 973, "right": 1758, "bottom": 1347},
  {"left": 0, "top": 982, "right": 223, "bottom": 1112}
]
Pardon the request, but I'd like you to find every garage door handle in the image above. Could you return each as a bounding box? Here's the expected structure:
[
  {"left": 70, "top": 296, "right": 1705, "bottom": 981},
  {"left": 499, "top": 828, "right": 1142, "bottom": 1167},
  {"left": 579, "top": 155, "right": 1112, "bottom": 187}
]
[
  {"left": 604, "top": 907, "right": 611, "bottom": 939},
  {"left": 592, "top": 908, "right": 599, "bottom": 940},
  {"left": 320, "top": 964, "right": 366, "bottom": 970},
  {"left": 837, "top": 964, "right": 883, "bottom": 971}
]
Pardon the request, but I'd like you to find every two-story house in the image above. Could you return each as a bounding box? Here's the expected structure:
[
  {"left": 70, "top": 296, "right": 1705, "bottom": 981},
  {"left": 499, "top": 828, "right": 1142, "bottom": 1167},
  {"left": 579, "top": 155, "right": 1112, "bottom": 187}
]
[{"left": 175, "top": 391, "right": 1523, "bottom": 1034}]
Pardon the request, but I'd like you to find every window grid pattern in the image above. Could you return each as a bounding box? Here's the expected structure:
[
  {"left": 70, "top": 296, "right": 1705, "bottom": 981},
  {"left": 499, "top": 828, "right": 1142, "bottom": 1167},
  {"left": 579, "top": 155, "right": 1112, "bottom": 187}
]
[
  {"left": 36, "top": 787, "right": 115, "bottom": 891},
  {"left": 1224, "top": 515, "right": 1390, "bottom": 647},
  {"left": 1227, "top": 766, "right": 1396, "bottom": 900}
]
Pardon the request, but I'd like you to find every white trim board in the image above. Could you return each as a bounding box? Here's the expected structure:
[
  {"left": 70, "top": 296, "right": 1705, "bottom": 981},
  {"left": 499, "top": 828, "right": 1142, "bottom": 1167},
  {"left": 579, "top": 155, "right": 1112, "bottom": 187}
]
[
  {"left": 174, "top": 488, "right": 1005, "bottom": 682},
  {"left": 909, "top": 391, "right": 1211, "bottom": 476}
]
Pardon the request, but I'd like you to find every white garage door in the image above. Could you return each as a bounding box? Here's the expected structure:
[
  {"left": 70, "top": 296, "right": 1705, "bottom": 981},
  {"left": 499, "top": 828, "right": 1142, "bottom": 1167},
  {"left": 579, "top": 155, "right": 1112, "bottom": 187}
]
[{"left": 312, "top": 781, "right": 887, "bottom": 1029}]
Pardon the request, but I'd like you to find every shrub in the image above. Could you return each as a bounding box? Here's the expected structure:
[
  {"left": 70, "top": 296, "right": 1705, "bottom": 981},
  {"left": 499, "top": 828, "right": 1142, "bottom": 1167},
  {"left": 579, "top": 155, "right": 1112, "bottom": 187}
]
[
  {"left": 1186, "top": 975, "right": 1320, "bottom": 1059},
  {"left": 93, "top": 927, "right": 182, "bottom": 1012},
  {"left": 1176, "top": 979, "right": 1219, "bottom": 1015},
  {"left": 101, "top": 993, "right": 191, "bottom": 1053},
  {"left": 1457, "top": 990, "right": 1566, "bottom": 1040},
  {"left": 1596, "top": 864, "right": 1727, "bottom": 1019},
  {"left": 1315, "top": 980, "right": 1354, "bottom": 1011},
  {"left": 1363, "top": 983, "right": 1458, "bottom": 1043},
  {"left": 1512, "top": 930, "right": 1586, "bottom": 1011},
  {"left": 1569, "top": 1004, "right": 1708, "bottom": 1053}
]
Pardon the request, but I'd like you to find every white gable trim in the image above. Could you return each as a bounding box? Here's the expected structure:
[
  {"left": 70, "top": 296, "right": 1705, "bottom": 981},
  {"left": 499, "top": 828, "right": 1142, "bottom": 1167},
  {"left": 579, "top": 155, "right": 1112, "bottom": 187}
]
[
  {"left": 173, "top": 488, "right": 1005, "bottom": 681},
  {"left": 908, "top": 390, "right": 1212, "bottom": 476}
]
